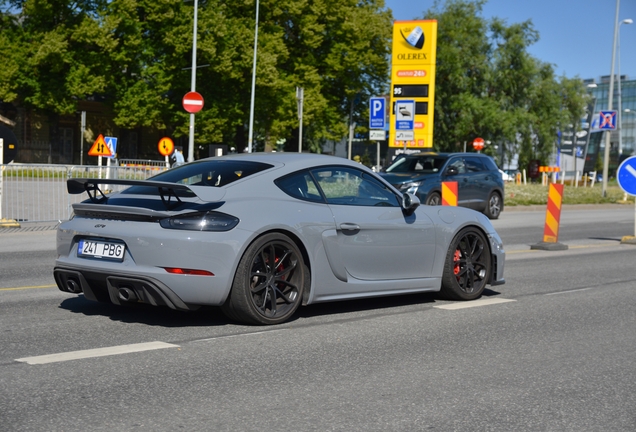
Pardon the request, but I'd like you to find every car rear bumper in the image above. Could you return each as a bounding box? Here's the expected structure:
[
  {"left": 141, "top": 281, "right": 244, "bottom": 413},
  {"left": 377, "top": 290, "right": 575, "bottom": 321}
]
[{"left": 54, "top": 266, "right": 199, "bottom": 310}]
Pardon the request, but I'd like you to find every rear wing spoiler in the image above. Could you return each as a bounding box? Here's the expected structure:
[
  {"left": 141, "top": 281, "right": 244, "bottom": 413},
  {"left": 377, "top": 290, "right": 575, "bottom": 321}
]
[{"left": 67, "top": 178, "right": 193, "bottom": 210}]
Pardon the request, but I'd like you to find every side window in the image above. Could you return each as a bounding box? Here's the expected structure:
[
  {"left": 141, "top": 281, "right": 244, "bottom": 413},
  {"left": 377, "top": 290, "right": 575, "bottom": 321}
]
[
  {"left": 465, "top": 157, "right": 486, "bottom": 172},
  {"left": 275, "top": 172, "right": 324, "bottom": 202},
  {"left": 447, "top": 158, "right": 466, "bottom": 174},
  {"left": 312, "top": 167, "right": 400, "bottom": 207},
  {"left": 480, "top": 156, "right": 499, "bottom": 171}
]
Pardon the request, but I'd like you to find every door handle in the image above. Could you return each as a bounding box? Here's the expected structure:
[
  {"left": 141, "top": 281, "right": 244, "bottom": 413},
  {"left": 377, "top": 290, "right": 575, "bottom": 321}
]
[{"left": 339, "top": 223, "right": 360, "bottom": 231}]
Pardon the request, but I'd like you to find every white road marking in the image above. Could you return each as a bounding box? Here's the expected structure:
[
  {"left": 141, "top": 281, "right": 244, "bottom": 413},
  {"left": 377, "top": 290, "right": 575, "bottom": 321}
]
[
  {"left": 15, "top": 341, "right": 179, "bottom": 365},
  {"left": 194, "top": 329, "right": 288, "bottom": 343},
  {"left": 544, "top": 287, "right": 593, "bottom": 296},
  {"left": 434, "top": 297, "right": 516, "bottom": 310}
]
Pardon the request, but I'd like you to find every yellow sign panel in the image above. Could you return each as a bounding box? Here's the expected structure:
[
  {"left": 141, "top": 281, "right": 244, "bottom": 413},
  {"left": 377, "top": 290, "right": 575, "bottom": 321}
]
[
  {"left": 158, "top": 137, "right": 175, "bottom": 156},
  {"left": 88, "top": 134, "right": 113, "bottom": 157},
  {"left": 389, "top": 20, "right": 437, "bottom": 149}
]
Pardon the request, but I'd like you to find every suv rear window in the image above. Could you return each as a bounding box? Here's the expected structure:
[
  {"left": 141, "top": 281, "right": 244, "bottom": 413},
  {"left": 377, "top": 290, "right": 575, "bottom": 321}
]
[{"left": 385, "top": 155, "right": 447, "bottom": 173}]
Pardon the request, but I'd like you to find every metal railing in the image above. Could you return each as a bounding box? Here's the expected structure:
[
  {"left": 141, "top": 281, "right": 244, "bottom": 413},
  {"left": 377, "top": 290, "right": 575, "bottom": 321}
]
[{"left": 0, "top": 163, "right": 169, "bottom": 223}]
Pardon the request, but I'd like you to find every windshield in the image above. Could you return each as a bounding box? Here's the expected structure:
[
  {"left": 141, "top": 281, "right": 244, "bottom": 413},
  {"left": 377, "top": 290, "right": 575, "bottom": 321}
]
[{"left": 385, "top": 155, "right": 447, "bottom": 174}]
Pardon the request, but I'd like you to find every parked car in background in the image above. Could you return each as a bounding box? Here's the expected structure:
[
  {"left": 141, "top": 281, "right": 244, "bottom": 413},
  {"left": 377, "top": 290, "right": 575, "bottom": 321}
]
[
  {"left": 499, "top": 169, "right": 514, "bottom": 182},
  {"left": 380, "top": 152, "right": 504, "bottom": 219}
]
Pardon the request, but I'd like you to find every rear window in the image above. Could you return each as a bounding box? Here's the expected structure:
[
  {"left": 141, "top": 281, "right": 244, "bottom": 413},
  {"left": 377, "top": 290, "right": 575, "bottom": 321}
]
[
  {"left": 122, "top": 160, "right": 273, "bottom": 196},
  {"left": 385, "top": 155, "right": 447, "bottom": 173}
]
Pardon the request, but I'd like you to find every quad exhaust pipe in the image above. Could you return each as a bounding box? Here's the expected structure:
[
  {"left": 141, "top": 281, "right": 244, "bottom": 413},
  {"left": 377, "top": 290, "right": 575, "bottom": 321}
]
[{"left": 118, "top": 287, "right": 138, "bottom": 302}]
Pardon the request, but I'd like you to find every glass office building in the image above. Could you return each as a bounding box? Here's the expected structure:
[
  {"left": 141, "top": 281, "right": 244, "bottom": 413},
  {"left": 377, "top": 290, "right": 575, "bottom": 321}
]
[{"left": 584, "top": 75, "right": 636, "bottom": 174}]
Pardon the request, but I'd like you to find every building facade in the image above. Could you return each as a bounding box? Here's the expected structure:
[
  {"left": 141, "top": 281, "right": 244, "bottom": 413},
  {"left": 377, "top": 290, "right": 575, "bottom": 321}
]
[{"left": 583, "top": 75, "right": 636, "bottom": 174}]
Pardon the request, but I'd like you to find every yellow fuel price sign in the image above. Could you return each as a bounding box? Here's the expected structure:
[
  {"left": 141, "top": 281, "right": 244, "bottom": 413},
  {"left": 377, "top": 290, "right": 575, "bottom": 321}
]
[{"left": 389, "top": 20, "right": 437, "bottom": 149}]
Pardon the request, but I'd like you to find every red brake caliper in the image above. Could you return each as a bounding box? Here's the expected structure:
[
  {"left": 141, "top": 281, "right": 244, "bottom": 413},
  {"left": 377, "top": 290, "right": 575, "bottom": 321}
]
[
  {"left": 453, "top": 249, "right": 462, "bottom": 277},
  {"left": 273, "top": 256, "right": 286, "bottom": 284}
]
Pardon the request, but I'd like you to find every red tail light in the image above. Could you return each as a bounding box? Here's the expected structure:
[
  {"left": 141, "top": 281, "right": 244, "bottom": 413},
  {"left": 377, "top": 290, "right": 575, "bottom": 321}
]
[{"left": 163, "top": 267, "right": 214, "bottom": 276}]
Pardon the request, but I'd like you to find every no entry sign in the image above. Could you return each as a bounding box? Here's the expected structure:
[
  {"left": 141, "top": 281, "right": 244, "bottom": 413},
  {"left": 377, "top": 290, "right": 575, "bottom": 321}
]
[
  {"left": 472, "top": 137, "right": 485, "bottom": 151},
  {"left": 182, "top": 91, "right": 204, "bottom": 114}
]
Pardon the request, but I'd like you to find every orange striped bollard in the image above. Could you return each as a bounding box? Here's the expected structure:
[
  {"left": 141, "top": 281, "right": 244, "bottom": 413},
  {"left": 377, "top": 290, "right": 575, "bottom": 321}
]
[
  {"left": 531, "top": 183, "right": 568, "bottom": 250},
  {"left": 442, "top": 181, "right": 458, "bottom": 206}
]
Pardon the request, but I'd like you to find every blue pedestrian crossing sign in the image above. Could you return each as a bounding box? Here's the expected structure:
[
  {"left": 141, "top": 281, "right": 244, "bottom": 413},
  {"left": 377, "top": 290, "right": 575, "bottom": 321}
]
[
  {"left": 104, "top": 136, "right": 118, "bottom": 159},
  {"left": 617, "top": 156, "right": 636, "bottom": 196},
  {"left": 369, "top": 97, "right": 386, "bottom": 129},
  {"left": 599, "top": 111, "right": 617, "bottom": 130}
]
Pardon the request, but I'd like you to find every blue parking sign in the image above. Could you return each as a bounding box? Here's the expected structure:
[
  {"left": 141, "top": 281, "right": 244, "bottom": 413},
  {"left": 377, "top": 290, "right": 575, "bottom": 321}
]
[
  {"left": 369, "top": 97, "right": 386, "bottom": 129},
  {"left": 617, "top": 156, "right": 636, "bottom": 196}
]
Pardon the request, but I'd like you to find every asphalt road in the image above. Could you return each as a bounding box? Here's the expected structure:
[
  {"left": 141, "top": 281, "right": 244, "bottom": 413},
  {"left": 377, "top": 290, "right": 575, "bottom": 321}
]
[{"left": 1, "top": 205, "right": 635, "bottom": 431}]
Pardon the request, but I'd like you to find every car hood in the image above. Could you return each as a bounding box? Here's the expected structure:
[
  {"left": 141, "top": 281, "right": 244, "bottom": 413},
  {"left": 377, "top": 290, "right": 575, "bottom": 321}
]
[{"left": 380, "top": 172, "right": 438, "bottom": 185}]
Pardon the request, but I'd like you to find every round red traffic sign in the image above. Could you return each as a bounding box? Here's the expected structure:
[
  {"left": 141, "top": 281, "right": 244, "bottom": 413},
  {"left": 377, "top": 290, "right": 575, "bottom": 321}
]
[
  {"left": 182, "top": 91, "right": 204, "bottom": 114},
  {"left": 472, "top": 137, "right": 485, "bottom": 151}
]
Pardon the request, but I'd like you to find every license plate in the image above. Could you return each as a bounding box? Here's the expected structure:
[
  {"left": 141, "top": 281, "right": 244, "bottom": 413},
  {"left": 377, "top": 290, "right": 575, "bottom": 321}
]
[{"left": 78, "top": 239, "right": 125, "bottom": 261}]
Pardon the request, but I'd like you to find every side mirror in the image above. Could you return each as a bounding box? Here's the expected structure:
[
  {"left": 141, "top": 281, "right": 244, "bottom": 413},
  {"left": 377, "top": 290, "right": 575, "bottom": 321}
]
[
  {"left": 446, "top": 166, "right": 458, "bottom": 176},
  {"left": 402, "top": 193, "right": 420, "bottom": 215}
]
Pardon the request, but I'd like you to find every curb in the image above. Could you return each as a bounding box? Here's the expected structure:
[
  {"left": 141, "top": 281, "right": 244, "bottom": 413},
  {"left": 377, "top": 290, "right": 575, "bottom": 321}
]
[
  {"left": 504, "top": 203, "right": 628, "bottom": 212},
  {"left": 621, "top": 236, "right": 636, "bottom": 245}
]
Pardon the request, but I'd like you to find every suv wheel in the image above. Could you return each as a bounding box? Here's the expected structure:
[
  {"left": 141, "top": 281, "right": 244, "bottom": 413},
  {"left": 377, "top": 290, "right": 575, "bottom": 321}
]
[
  {"left": 426, "top": 192, "right": 441, "bottom": 206},
  {"left": 484, "top": 192, "right": 502, "bottom": 219}
]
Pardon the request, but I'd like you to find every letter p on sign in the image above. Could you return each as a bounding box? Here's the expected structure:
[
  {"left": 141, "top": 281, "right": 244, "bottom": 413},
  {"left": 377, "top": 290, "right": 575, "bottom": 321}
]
[{"left": 369, "top": 97, "right": 386, "bottom": 129}]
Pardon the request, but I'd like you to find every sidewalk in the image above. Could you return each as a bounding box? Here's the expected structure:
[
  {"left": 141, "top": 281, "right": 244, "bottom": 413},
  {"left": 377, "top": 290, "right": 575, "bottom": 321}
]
[
  {"left": 0, "top": 221, "right": 60, "bottom": 233},
  {"left": 0, "top": 220, "right": 59, "bottom": 253}
]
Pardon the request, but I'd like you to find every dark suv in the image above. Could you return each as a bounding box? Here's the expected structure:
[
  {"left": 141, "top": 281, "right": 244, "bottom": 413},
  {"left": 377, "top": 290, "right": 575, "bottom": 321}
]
[{"left": 380, "top": 152, "right": 504, "bottom": 219}]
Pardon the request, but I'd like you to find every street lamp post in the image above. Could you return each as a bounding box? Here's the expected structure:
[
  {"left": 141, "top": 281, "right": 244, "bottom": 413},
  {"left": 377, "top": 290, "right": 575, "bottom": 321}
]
[
  {"left": 617, "top": 18, "right": 633, "bottom": 158},
  {"left": 602, "top": 0, "right": 621, "bottom": 197},
  {"left": 296, "top": 87, "right": 304, "bottom": 153},
  {"left": 187, "top": 0, "right": 199, "bottom": 163},
  {"left": 247, "top": 0, "right": 259, "bottom": 153}
]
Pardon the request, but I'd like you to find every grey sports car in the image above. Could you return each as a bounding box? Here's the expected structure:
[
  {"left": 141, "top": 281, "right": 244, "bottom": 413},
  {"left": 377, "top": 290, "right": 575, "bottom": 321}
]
[{"left": 54, "top": 153, "right": 505, "bottom": 325}]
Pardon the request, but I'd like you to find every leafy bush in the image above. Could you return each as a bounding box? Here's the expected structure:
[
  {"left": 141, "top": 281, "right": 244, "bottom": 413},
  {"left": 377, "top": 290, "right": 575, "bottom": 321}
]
[{"left": 505, "top": 182, "right": 633, "bottom": 206}]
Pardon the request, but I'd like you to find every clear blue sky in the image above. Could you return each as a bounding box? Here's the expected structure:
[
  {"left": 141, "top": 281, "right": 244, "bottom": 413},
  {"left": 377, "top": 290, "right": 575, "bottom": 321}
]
[{"left": 384, "top": 0, "right": 636, "bottom": 81}]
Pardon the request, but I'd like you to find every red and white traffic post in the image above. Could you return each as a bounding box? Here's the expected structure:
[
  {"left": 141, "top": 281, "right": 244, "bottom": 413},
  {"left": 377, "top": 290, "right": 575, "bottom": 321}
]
[{"left": 183, "top": 91, "right": 204, "bottom": 163}]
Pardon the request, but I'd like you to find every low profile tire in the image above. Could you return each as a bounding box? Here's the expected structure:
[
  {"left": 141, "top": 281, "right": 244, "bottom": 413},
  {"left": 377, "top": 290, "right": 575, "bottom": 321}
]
[
  {"left": 440, "top": 227, "right": 491, "bottom": 301},
  {"left": 484, "top": 192, "right": 502, "bottom": 219},
  {"left": 426, "top": 192, "right": 441, "bottom": 206},
  {"left": 222, "top": 233, "right": 307, "bottom": 325}
]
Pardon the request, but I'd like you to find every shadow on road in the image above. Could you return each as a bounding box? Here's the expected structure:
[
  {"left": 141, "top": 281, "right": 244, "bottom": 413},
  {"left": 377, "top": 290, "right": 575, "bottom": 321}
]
[{"left": 58, "top": 288, "right": 503, "bottom": 327}]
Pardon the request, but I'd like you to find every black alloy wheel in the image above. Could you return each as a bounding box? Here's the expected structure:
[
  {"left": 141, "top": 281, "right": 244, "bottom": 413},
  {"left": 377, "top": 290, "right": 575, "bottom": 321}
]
[
  {"left": 222, "top": 233, "right": 307, "bottom": 325},
  {"left": 440, "top": 227, "right": 491, "bottom": 301}
]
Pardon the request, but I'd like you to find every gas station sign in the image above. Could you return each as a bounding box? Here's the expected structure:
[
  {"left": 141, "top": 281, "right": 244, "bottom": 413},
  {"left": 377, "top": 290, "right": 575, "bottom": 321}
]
[{"left": 389, "top": 20, "right": 437, "bottom": 149}]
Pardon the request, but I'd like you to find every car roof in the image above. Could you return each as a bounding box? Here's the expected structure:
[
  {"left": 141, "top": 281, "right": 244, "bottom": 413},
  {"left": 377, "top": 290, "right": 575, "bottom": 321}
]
[
  {"left": 196, "top": 152, "right": 366, "bottom": 171},
  {"left": 400, "top": 152, "right": 490, "bottom": 158}
]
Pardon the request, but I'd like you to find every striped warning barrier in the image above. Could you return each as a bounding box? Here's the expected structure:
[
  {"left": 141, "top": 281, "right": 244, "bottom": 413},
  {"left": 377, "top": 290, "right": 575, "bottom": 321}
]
[
  {"left": 530, "top": 183, "right": 568, "bottom": 250},
  {"left": 442, "top": 181, "right": 458, "bottom": 206},
  {"left": 539, "top": 166, "right": 560, "bottom": 173}
]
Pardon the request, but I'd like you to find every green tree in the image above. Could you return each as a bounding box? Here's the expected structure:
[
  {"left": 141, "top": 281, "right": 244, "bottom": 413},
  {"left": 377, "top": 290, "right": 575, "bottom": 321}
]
[
  {"left": 425, "top": 0, "right": 496, "bottom": 152},
  {"left": 0, "top": 0, "right": 392, "bottom": 155},
  {"left": 423, "top": 0, "right": 589, "bottom": 171},
  {"left": 1, "top": 0, "right": 110, "bottom": 114}
]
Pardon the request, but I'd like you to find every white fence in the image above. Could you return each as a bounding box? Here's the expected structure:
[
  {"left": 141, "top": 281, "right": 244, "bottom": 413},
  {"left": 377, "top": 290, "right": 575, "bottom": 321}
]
[{"left": 0, "top": 163, "right": 169, "bottom": 223}]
